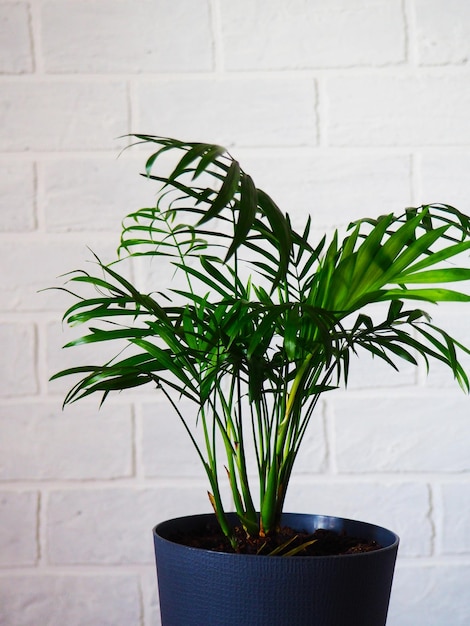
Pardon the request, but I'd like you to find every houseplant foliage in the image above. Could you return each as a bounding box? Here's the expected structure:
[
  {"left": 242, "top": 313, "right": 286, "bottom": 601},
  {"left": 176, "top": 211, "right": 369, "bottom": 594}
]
[{"left": 53, "top": 134, "right": 470, "bottom": 552}]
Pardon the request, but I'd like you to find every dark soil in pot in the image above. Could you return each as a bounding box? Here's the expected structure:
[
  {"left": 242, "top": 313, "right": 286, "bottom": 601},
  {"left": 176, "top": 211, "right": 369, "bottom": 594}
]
[{"left": 164, "top": 517, "right": 382, "bottom": 556}]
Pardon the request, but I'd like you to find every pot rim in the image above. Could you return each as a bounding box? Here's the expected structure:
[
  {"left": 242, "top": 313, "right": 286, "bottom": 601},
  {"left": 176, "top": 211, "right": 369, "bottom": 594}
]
[{"left": 153, "top": 511, "right": 400, "bottom": 560}]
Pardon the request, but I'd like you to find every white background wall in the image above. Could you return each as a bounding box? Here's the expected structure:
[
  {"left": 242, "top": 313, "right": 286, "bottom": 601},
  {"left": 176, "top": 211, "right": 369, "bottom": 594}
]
[{"left": 1, "top": 1, "right": 470, "bottom": 624}]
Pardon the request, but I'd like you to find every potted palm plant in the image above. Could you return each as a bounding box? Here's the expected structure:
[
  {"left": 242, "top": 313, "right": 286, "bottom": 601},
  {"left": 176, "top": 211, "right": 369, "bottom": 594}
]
[{"left": 52, "top": 135, "right": 470, "bottom": 626}]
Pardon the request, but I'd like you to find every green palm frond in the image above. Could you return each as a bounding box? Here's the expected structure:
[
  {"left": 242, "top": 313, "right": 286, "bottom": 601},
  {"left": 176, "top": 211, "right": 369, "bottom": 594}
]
[{"left": 52, "top": 135, "right": 470, "bottom": 548}]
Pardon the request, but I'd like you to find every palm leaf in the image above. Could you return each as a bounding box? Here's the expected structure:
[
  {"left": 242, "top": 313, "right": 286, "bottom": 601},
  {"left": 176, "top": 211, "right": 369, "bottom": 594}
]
[{"left": 52, "top": 135, "right": 470, "bottom": 545}]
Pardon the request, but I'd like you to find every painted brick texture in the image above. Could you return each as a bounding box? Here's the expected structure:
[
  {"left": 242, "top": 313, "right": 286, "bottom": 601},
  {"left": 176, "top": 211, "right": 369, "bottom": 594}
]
[
  {"left": 0, "top": 2, "right": 33, "bottom": 74},
  {"left": 1, "top": 1, "right": 470, "bottom": 625}
]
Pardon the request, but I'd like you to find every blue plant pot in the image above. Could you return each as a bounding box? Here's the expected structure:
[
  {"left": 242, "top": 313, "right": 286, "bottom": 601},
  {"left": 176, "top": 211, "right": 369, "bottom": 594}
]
[{"left": 153, "top": 512, "right": 399, "bottom": 626}]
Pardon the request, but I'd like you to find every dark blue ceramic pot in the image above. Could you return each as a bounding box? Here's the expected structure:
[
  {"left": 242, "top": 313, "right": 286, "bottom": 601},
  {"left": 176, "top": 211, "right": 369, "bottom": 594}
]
[{"left": 153, "top": 512, "right": 399, "bottom": 626}]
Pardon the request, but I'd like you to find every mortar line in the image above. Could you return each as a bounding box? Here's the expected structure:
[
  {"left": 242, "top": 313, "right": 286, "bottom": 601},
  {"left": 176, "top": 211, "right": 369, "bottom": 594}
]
[
  {"left": 427, "top": 482, "right": 437, "bottom": 556},
  {"left": 209, "top": 0, "right": 224, "bottom": 75},
  {"left": 28, "top": 0, "right": 44, "bottom": 75},
  {"left": 402, "top": 0, "right": 419, "bottom": 67}
]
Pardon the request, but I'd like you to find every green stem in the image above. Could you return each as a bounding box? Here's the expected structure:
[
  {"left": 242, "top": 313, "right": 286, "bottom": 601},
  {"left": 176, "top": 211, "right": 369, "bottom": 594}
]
[{"left": 216, "top": 377, "right": 258, "bottom": 535}]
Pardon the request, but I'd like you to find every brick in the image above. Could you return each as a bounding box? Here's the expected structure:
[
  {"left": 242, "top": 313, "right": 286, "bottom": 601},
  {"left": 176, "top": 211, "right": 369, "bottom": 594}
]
[
  {"left": 342, "top": 330, "right": 417, "bottom": 389},
  {"left": 420, "top": 152, "right": 470, "bottom": 214},
  {"left": 142, "top": 400, "right": 207, "bottom": 478},
  {"left": 0, "top": 160, "right": 35, "bottom": 231},
  {"left": 415, "top": 0, "right": 470, "bottom": 65},
  {"left": 328, "top": 300, "right": 416, "bottom": 391},
  {"left": 0, "top": 3, "right": 33, "bottom": 74},
  {"left": 136, "top": 78, "right": 318, "bottom": 147},
  {"left": 436, "top": 482, "right": 470, "bottom": 555},
  {"left": 388, "top": 564, "right": 470, "bottom": 626},
  {"left": 331, "top": 393, "right": 470, "bottom": 472},
  {"left": 327, "top": 75, "right": 470, "bottom": 146},
  {"left": 0, "top": 323, "right": 37, "bottom": 396},
  {"left": 46, "top": 321, "right": 131, "bottom": 396},
  {"left": 420, "top": 305, "right": 470, "bottom": 389},
  {"left": 290, "top": 404, "right": 327, "bottom": 474},
  {"left": 0, "top": 491, "right": 38, "bottom": 566},
  {"left": 0, "top": 82, "right": 127, "bottom": 151},
  {"left": 46, "top": 487, "right": 216, "bottom": 564},
  {"left": 238, "top": 151, "right": 412, "bottom": 228},
  {"left": 43, "top": 155, "right": 150, "bottom": 232},
  {"left": 142, "top": 397, "right": 326, "bottom": 478},
  {"left": 1, "top": 238, "right": 118, "bottom": 311},
  {"left": 221, "top": 0, "right": 405, "bottom": 70},
  {"left": 142, "top": 568, "right": 161, "bottom": 626},
  {"left": 284, "top": 481, "right": 431, "bottom": 557},
  {"left": 0, "top": 574, "right": 141, "bottom": 626},
  {"left": 42, "top": 0, "right": 212, "bottom": 73},
  {"left": 0, "top": 403, "right": 133, "bottom": 480}
]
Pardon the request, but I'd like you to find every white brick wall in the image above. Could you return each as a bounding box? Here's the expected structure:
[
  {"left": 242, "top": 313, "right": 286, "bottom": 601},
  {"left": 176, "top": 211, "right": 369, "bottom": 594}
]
[{"left": 1, "top": 1, "right": 470, "bottom": 624}]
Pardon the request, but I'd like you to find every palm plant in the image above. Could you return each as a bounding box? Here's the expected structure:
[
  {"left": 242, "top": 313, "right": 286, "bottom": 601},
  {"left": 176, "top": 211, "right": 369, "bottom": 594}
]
[{"left": 53, "top": 135, "right": 470, "bottom": 551}]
